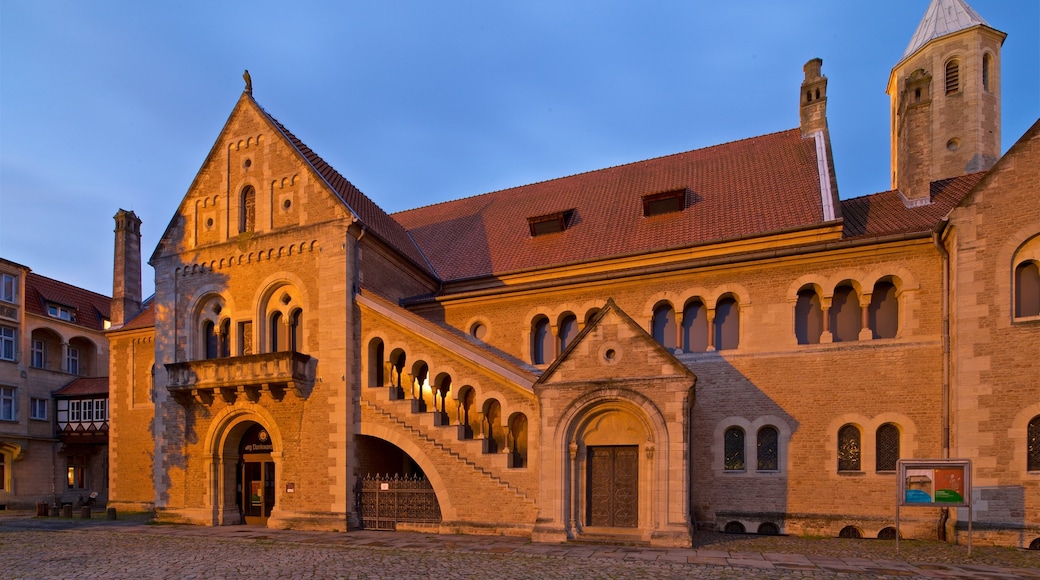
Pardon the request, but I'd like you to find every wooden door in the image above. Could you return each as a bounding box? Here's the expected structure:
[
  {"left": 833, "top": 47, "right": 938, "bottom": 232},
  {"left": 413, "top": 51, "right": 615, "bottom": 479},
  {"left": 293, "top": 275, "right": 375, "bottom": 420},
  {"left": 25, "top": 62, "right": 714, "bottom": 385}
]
[{"left": 586, "top": 445, "right": 638, "bottom": 527}]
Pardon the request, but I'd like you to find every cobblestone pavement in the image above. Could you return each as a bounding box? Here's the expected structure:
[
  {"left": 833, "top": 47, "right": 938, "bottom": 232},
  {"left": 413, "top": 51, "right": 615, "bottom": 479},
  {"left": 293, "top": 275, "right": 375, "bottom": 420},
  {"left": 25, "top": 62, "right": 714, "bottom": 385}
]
[{"left": 1, "top": 511, "right": 1038, "bottom": 579}]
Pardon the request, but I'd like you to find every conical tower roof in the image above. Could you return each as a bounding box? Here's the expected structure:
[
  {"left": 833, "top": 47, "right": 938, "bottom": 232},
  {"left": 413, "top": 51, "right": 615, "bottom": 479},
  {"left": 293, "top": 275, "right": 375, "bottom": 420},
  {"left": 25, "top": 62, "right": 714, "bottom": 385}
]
[{"left": 902, "top": 0, "right": 992, "bottom": 59}]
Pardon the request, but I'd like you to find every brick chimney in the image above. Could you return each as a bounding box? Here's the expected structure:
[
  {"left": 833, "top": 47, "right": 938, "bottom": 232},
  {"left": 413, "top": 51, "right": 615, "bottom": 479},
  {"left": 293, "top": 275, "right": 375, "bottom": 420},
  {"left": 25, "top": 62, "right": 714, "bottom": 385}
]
[
  {"left": 800, "top": 58, "right": 828, "bottom": 138},
  {"left": 112, "top": 209, "right": 142, "bottom": 328}
]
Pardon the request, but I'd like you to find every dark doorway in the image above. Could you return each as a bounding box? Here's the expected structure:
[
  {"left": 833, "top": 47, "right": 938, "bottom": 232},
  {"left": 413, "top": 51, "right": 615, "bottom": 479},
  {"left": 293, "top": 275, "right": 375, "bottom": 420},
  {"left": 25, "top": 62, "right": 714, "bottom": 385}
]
[{"left": 586, "top": 445, "right": 638, "bottom": 527}]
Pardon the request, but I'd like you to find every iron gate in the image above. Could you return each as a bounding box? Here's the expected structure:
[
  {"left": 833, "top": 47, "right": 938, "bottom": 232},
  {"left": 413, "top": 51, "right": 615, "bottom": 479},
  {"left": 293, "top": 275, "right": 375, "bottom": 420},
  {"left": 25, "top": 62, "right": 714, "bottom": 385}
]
[{"left": 358, "top": 474, "right": 441, "bottom": 530}]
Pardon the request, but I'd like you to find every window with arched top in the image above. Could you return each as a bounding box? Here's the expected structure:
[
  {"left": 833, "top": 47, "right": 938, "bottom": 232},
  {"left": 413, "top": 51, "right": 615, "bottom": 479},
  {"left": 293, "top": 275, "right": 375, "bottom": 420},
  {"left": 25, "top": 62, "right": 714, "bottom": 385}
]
[
  {"left": 724, "top": 427, "right": 745, "bottom": 471},
  {"left": 531, "top": 316, "right": 551, "bottom": 365},
  {"left": 240, "top": 185, "right": 256, "bottom": 233},
  {"left": 203, "top": 320, "right": 218, "bottom": 359},
  {"left": 269, "top": 311, "right": 283, "bottom": 352},
  {"left": 982, "top": 53, "right": 992, "bottom": 92},
  {"left": 838, "top": 424, "right": 862, "bottom": 472},
  {"left": 1028, "top": 415, "right": 1040, "bottom": 472},
  {"left": 558, "top": 314, "right": 578, "bottom": 353},
  {"left": 795, "top": 288, "right": 823, "bottom": 345},
  {"left": 1015, "top": 261, "right": 1040, "bottom": 318},
  {"left": 367, "top": 338, "right": 384, "bottom": 387},
  {"left": 507, "top": 413, "right": 528, "bottom": 468},
  {"left": 289, "top": 309, "right": 303, "bottom": 352},
  {"left": 757, "top": 426, "right": 779, "bottom": 471},
  {"left": 652, "top": 303, "right": 677, "bottom": 350},
  {"left": 876, "top": 423, "right": 900, "bottom": 472},
  {"left": 219, "top": 319, "right": 231, "bottom": 358},
  {"left": 869, "top": 281, "right": 899, "bottom": 339},
  {"left": 715, "top": 296, "right": 740, "bottom": 350},
  {"left": 682, "top": 300, "right": 708, "bottom": 352},
  {"left": 830, "top": 285, "right": 862, "bottom": 342},
  {"left": 945, "top": 58, "right": 960, "bottom": 95}
]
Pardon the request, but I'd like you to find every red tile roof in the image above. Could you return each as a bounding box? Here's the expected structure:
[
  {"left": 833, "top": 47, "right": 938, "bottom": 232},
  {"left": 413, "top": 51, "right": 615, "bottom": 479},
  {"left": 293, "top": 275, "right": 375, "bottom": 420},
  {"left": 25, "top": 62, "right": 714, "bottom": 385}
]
[
  {"left": 840, "top": 173, "right": 984, "bottom": 239},
  {"left": 24, "top": 273, "right": 111, "bottom": 332},
  {"left": 392, "top": 129, "right": 828, "bottom": 281},
  {"left": 118, "top": 297, "right": 155, "bottom": 331},
  {"left": 260, "top": 106, "right": 435, "bottom": 277},
  {"left": 54, "top": 376, "right": 109, "bottom": 397}
]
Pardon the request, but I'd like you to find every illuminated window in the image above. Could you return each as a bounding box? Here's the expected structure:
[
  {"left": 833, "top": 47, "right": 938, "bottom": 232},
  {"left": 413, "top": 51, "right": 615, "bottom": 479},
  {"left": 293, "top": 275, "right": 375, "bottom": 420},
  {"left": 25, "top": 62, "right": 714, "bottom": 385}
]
[{"left": 67, "top": 456, "right": 86, "bottom": 489}]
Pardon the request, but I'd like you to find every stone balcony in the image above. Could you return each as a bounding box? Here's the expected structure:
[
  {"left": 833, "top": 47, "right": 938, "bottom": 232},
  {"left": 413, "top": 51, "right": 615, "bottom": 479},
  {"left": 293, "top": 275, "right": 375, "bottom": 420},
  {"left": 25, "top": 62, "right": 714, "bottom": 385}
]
[{"left": 165, "top": 352, "right": 317, "bottom": 405}]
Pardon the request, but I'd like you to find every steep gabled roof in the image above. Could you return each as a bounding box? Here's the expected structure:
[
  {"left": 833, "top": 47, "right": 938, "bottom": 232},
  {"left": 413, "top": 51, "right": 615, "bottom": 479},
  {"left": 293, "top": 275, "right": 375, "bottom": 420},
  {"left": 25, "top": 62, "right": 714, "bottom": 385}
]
[
  {"left": 24, "top": 273, "right": 111, "bottom": 332},
  {"left": 903, "top": 0, "right": 995, "bottom": 59},
  {"left": 259, "top": 106, "right": 436, "bottom": 277},
  {"left": 393, "top": 128, "right": 828, "bottom": 282},
  {"left": 841, "top": 173, "right": 984, "bottom": 240}
]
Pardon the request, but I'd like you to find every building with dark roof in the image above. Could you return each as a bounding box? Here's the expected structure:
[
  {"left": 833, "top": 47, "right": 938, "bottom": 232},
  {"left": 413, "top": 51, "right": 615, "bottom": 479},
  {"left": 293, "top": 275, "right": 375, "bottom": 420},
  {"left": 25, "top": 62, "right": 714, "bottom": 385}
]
[
  {"left": 0, "top": 259, "right": 111, "bottom": 509},
  {"left": 107, "top": 0, "right": 1038, "bottom": 548}
]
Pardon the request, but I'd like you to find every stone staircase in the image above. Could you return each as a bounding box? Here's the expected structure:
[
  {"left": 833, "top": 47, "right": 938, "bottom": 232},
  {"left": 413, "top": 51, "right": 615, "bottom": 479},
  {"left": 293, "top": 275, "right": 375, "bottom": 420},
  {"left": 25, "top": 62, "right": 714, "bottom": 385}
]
[{"left": 360, "top": 386, "right": 538, "bottom": 529}]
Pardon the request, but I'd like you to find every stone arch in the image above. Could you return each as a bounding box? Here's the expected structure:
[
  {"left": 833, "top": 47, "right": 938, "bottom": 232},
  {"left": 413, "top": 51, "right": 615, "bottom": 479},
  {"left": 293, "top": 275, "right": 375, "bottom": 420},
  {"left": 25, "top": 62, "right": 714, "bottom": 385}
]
[
  {"left": 549, "top": 388, "right": 674, "bottom": 542},
  {"left": 359, "top": 422, "right": 457, "bottom": 521},
  {"left": 203, "top": 405, "right": 284, "bottom": 526}
]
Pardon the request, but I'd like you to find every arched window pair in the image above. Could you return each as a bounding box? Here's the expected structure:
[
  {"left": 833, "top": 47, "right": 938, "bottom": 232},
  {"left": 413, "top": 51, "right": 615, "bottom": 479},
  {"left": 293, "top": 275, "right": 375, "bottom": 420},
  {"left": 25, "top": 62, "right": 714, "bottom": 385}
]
[
  {"left": 837, "top": 423, "right": 900, "bottom": 472},
  {"left": 653, "top": 295, "right": 739, "bottom": 352},
  {"left": 796, "top": 280, "right": 898, "bottom": 344},
  {"left": 531, "top": 312, "right": 583, "bottom": 365},
  {"left": 723, "top": 426, "right": 779, "bottom": 471},
  {"left": 269, "top": 309, "right": 303, "bottom": 353},
  {"left": 202, "top": 319, "right": 231, "bottom": 359}
]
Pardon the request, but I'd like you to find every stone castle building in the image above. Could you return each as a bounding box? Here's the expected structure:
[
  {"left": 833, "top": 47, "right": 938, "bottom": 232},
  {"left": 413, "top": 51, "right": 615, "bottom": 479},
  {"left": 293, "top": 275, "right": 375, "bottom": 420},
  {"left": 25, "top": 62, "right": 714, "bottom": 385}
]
[{"left": 106, "top": 0, "right": 1039, "bottom": 547}]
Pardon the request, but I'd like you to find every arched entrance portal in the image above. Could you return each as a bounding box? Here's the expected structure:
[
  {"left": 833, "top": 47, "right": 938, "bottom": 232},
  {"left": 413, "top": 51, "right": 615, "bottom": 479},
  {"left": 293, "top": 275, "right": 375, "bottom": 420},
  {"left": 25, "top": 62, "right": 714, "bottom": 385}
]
[
  {"left": 354, "top": 435, "right": 441, "bottom": 530},
  {"left": 237, "top": 423, "right": 275, "bottom": 525}
]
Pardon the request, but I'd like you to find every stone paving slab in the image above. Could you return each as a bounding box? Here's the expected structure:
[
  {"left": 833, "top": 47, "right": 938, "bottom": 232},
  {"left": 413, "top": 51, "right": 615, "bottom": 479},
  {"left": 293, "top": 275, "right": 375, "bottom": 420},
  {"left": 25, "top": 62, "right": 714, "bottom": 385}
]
[{"left": 0, "top": 511, "right": 1038, "bottom": 578}]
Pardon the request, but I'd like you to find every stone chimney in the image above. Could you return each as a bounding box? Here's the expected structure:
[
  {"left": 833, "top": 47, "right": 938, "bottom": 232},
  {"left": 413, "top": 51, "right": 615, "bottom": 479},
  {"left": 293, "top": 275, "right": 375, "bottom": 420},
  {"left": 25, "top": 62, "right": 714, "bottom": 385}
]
[
  {"left": 112, "top": 209, "right": 142, "bottom": 328},
  {"left": 800, "top": 58, "right": 828, "bottom": 137}
]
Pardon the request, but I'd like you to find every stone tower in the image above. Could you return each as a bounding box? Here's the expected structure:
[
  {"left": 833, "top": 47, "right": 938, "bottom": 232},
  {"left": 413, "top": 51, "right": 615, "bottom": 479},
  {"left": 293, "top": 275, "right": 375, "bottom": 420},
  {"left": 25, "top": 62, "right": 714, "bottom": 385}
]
[
  {"left": 800, "top": 58, "right": 841, "bottom": 219},
  {"left": 887, "top": 0, "right": 1005, "bottom": 206},
  {"left": 111, "top": 208, "right": 142, "bottom": 328}
]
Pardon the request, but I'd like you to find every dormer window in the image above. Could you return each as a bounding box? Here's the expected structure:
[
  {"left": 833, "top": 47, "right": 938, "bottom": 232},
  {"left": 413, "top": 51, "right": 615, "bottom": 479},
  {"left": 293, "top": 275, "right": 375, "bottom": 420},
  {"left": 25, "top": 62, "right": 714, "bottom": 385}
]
[
  {"left": 47, "top": 304, "right": 75, "bottom": 322},
  {"left": 527, "top": 209, "right": 575, "bottom": 237},
  {"left": 643, "top": 189, "right": 686, "bottom": 217}
]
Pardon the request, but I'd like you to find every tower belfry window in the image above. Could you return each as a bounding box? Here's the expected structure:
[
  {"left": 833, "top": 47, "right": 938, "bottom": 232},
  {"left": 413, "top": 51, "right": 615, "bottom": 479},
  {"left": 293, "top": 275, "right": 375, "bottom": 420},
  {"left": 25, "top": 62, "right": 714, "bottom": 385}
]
[{"left": 945, "top": 59, "right": 960, "bottom": 95}]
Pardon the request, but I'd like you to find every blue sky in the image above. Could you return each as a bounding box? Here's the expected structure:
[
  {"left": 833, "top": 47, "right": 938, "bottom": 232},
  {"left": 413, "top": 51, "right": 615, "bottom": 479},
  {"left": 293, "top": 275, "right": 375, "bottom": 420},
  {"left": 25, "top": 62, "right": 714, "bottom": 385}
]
[{"left": 1, "top": 1, "right": 1037, "bottom": 297}]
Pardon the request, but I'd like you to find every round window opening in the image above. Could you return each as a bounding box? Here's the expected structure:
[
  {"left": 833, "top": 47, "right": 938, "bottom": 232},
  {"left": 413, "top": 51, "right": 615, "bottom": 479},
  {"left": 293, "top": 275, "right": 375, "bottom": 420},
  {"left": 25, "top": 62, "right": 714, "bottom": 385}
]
[
  {"left": 213, "top": 304, "right": 222, "bottom": 315},
  {"left": 471, "top": 323, "right": 487, "bottom": 340},
  {"left": 244, "top": 158, "right": 252, "bottom": 168},
  {"left": 604, "top": 348, "right": 616, "bottom": 362},
  {"left": 280, "top": 293, "right": 292, "bottom": 305},
  {"left": 283, "top": 199, "right": 292, "bottom": 210},
  {"left": 946, "top": 138, "right": 960, "bottom": 151},
  {"left": 206, "top": 218, "right": 214, "bottom": 228}
]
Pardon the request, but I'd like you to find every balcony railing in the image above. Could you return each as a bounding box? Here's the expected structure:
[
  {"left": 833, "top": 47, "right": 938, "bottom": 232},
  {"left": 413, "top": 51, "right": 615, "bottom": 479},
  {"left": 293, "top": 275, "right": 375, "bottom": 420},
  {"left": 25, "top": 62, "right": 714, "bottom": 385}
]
[{"left": 165, "top": 351, "right": 316, "bottom": 405}]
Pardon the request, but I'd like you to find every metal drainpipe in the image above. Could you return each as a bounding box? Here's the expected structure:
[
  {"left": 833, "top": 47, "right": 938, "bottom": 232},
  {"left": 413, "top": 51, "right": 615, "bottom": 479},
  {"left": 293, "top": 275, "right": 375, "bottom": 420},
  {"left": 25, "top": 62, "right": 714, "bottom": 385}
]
[{"left": 931, "top": 219, "right": 951, "bottom": 541}]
